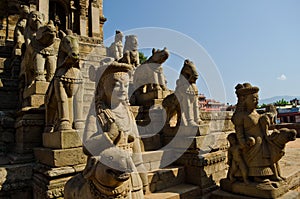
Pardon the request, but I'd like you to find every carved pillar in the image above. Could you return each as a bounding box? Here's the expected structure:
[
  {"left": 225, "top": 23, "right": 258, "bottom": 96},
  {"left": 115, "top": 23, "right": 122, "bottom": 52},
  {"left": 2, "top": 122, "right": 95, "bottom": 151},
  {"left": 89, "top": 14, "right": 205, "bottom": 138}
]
[
  {"left": 79, "top": 0, "right": 88, "bottom": 36},
  {"left": 90, "top": 0, "right": 100, "bottom": 38},
  {"left": 36, "top": 0, "right": 49, "bottom": 21}
]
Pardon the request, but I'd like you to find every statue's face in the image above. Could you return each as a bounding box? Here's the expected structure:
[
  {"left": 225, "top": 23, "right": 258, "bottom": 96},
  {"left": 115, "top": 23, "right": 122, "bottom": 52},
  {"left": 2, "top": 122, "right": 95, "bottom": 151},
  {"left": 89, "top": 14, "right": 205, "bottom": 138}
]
[
  {"left": 104, "top": 73, "right": 129, "bottom": 105},
  {"left": 245, "top": 93, "right": 259, "bottom": 110}
]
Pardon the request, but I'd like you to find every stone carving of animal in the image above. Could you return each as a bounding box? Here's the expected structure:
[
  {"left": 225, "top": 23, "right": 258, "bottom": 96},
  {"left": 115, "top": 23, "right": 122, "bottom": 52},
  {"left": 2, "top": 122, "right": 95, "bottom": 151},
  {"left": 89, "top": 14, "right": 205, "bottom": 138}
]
[
  {"left": 44, "top": 30, "right": 83, "bottom": 132},
  {"left": 133, "top": 47, "right": 169, "bottom": 94},
  {"left": 20, "top": 20, "right": 57, "bottom": 87},
  {"left": 267, "top": 128, "right": 296, "bottom": 180},
  {"left": 64, "top": 147, "right": 136, "bottom": 199}
]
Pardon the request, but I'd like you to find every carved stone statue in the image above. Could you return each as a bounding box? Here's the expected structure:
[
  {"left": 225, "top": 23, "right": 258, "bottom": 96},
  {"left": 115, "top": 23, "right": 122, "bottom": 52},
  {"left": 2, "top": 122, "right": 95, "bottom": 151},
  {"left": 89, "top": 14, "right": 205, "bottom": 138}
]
[
  {"left": 107, "top": 30, "right": 123, "bottom": 60},
  {"left": 44, "top": 30, "right": 83, "bottom": 133},
  {"left": 227, "top": 133, "right": 250, "bottom": 184},
  {"left": 64, "top": 147, "right": 134, "bottom": 199},
  {"left": 83, "top": 60, "right": 148, "bottom": 198},
  {"left": 162, "top": 59, "right": 201, "bottom": 126},
  {"left": 221, "top": 82, "right": 297, "bottom": 198},
  {"left": 13, "top": 5, "right": 29, "bottom": 56},
  {"left": 124, "top": 35, "right": 139, "bottom": 67},
  {"left": 20, "top": 20, "right": 57, "bottom": 86},
  {"left": 220, "top": 83, "right": 296, "bottom": 193},
  {"left": 133, "top": 47, "right": 169, "bottom": 95},
  {"left": 24, "top": 11, "right": 45, "bottom": 47}
]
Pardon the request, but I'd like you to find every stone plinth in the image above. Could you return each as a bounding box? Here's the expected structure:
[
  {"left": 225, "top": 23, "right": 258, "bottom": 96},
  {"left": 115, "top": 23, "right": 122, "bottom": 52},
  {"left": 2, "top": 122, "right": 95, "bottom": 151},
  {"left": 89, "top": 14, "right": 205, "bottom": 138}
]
[
  {"left": 164, "top": 132, "right": 229, "bottom": 152},
  {"left": 43, "top": 130, "right": 82, "bottom": 149},
  {"left": 0, "top": 163, "right": 34, "bottom": 199},
  {"left": 14, "top": 108, "right": 45, "bottom": 154},
  {"left": 33, "top": 163, "right": 85, "bottom": 199},
  {"left": 34, "top": 147, "right": 87, "bottom": 167},
  {"left": 220, "top": 178, "right": 289, "bottom": 199},
  {"left": 200, "top": 111, "right": 234, "bottom": 132},
  {"left": 176, "top": 150, "right": 227, "bottom": 195},
  {"left": 135, "top": 90, "right": 170, "bottom": 106},
  {"left": 22, "top": 81, "right": 49, "bottom": 108}
]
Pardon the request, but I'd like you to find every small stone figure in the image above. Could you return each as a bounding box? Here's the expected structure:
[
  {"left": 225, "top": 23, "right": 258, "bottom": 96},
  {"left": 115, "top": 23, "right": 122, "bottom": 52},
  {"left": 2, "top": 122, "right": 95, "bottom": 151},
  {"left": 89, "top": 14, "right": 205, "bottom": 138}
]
[
  {"left": 84, "top": 60, "right": 148, "bottom": 198},
  {"left": 107, "top": 30, "right": 124, "bottom": 60},
  {"left": 227, "top": 133, "right": 249, "bottom": 184},
  {"left": 20, "top": 20, "right": 57, "bottom": 86},
  {"left": 13, "top": 5, "right": 30, "bottom": 56},
  {"left": 44, "top": 30, "right": 83, "bottom": 133},
  {"left": 163, "top": 59, "right": 200, "bottom": 126},
  {"left": 24, "top": 11, "right": 45, "bottom": 47},
  {"left": 124, "top": 35, "right": 140, "bottom": 67},
  {"left": 133, "top": 47, "right": 169, "bottom": 94},
  {"left": 64, "top": 147, "right": 134, "bottom": 199}
]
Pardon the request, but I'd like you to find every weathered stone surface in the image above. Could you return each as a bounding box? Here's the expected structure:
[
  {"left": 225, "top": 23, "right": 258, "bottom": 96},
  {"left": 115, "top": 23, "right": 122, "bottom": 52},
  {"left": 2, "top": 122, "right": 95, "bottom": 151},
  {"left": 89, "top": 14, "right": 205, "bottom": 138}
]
[
  {"left": 145, "top": 184, "right": 201, "bottom": 199},
  {"left": 200, "top": 111, "right": 233, "bottom": 121},
  {"left": 23, "top": 94, "right": 45, "bottom": 107},
  {"left": 43, "top": 130, "right": 82, "bottom": 149},
  {"left": 142, "top": 134, "right": 162, "bottom": 151},
  {"left": 164, "top": 132, "right": 228, "bottom": 151},
  {"left": 163, "top": 125, "right": 210, "bottom": 137},
  {"left": 148, "top": 167, "right": 185, "bottom": 193},
  {"left": 211, "top": 189, "right": 300, "bottom": 199},
  {"left": 34, "top": 147, "right": 87, "bottom": 167},
  {"left": 0, "top": 163, "right": 33, "bottom": 185},
  {"left": 203, "top": 120, "right": 234, "bottom": 132},
  {"left": 23, "top": 81, "right": 49, "bottom": 99},
  {"left": 220, "top": 178, "right": 289, "bottom": 199}
]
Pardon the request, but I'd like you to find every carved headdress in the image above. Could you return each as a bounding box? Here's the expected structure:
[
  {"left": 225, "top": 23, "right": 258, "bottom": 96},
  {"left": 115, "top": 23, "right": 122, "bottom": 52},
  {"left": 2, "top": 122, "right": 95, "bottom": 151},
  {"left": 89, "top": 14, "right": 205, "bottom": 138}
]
[{"left": 235, "top": 83, "right": 259, "bottom": 97}]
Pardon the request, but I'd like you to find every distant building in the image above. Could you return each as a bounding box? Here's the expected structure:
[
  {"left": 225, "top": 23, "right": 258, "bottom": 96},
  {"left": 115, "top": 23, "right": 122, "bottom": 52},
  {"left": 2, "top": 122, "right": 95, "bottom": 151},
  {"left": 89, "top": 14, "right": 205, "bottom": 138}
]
[
  {"left": 198, "top": 94, "right": 227, "bottom": 111},
  {"left": 277, "top": 105, "right": 300, "bottom": 123}
]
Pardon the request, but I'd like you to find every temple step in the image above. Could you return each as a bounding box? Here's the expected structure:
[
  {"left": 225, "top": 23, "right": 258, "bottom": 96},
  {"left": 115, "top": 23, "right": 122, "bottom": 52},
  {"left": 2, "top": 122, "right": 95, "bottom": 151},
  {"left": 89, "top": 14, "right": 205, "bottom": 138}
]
[
  {"left": 145, "top": 183, "right": 200, "bottom": 199},
  {"left": 147, "top": 166, "right": 185, "bottom": 193}
]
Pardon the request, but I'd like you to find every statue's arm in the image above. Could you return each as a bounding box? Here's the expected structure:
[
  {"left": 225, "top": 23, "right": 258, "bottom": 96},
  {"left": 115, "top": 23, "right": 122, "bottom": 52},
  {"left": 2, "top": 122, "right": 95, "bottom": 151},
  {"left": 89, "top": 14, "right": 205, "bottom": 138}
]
[{"left": 232, "top": 115, "right": 247, "bottom": 149}]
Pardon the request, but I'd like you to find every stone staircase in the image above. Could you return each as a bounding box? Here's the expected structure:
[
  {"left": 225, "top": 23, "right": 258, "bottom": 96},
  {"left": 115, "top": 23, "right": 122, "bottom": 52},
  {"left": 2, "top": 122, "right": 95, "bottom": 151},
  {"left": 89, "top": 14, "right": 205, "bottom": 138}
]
[{"left": 145, "top": 166, "right": 201, "bottom": 199}]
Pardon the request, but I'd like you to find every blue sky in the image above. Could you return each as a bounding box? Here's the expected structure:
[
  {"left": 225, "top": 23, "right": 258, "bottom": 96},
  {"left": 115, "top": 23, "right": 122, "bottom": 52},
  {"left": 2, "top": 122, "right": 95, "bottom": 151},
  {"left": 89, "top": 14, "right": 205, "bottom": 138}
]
[{"left": 103, "top": 0, "right": 300, "bottom": 104}]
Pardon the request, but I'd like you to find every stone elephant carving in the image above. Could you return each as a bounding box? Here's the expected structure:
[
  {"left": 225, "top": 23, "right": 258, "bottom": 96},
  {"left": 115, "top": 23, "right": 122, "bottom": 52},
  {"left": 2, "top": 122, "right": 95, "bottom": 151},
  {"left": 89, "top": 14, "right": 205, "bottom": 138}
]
[{"left": 44, "top": 30, "right": 83, "bottom": 133}]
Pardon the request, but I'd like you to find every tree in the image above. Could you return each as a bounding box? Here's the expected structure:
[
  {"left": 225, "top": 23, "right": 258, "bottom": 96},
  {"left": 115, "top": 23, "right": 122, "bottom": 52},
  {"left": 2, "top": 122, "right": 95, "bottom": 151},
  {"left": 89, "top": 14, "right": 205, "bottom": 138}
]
[
  {"left": 274, "top": 98, "right": 290, "bottom": 106},
  {"left": 139, "top": 52, "right": 148, "bottom": 64}
]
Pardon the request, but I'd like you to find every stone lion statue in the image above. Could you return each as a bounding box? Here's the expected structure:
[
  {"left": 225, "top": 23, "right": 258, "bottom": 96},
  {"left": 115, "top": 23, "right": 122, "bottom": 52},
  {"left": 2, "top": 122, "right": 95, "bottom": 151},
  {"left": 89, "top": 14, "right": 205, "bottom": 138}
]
[
  {"left": 64, "top": 147, "right": 139, "bottom": 199},
  {"left": 20, "top": 20, "right": 57, "bottom": 87}
]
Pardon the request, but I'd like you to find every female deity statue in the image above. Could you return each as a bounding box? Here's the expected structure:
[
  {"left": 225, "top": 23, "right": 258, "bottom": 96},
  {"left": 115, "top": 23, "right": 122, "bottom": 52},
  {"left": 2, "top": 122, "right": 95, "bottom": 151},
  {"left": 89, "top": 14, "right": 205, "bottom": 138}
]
[{"left": 84, "top": 60, "right": 148, "bottom": 198}]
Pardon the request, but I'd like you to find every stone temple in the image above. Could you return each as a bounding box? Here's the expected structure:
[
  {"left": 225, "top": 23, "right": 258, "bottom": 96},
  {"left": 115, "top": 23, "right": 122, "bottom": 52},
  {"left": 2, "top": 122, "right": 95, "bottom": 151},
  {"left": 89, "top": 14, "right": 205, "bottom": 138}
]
[{"left": 0, "top": 0, "right": 299, "bottom": 199}]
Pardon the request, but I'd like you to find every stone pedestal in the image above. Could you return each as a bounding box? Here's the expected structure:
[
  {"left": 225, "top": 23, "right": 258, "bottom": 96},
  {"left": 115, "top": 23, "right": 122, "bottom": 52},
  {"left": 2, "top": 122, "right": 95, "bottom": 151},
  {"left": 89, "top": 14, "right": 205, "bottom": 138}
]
[
  {"left": 32, "top": 163, "right": 85, "bottom": 199},
  {"left": 0, "top": 163, "right": 34, "bottom": 199},
  {"left": 33, "top": 129, "right": 87, "bottom": 198},
  {"left": 219, "top": 178, "right": 290, "bottom": 199},
  {"left": 135, "top": 90, "right": 170, "bottom": 106},
  {"left": 22, "top": 82, "right": 49, "bottom": 108},
  {"left": 14, "top": 107, "right": 45, "bottom": 155},
  {"left": 176, "top": 150, "right": 227, "bottom": 196}
]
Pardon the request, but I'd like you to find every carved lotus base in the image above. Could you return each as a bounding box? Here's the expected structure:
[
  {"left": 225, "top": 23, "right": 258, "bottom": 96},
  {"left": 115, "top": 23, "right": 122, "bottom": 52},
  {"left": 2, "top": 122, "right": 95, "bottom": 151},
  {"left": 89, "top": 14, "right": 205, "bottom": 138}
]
[{"left": 220, "top": 178, "right": 289, "bottom": 198}]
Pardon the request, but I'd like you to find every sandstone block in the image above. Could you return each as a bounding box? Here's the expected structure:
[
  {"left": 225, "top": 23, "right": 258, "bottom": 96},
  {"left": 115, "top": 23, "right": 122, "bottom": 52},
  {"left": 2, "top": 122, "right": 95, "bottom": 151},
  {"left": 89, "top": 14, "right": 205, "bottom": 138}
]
[
  {"left": 34, "top": 147, "right": 87, "bottom": 167},
  {"left": 43, "top": 130, "right": 82, "bottom": 149},
  {"left": 23, "top": 81, "right": 49, "bottom": 99}
]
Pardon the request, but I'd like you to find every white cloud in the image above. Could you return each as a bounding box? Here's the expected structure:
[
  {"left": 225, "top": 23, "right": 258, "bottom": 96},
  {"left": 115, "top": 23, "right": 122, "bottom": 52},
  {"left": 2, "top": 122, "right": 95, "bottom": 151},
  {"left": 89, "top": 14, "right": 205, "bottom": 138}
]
[{"left": 277, "top": 74, "right": 287, "bottom": 81}]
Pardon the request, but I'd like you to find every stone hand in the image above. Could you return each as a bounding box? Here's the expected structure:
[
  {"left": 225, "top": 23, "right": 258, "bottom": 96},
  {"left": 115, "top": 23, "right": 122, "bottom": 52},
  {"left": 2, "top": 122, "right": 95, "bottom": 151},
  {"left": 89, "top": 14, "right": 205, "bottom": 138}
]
[{"left": 108, "top": 122, "right": 121, "bottom": 144}]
